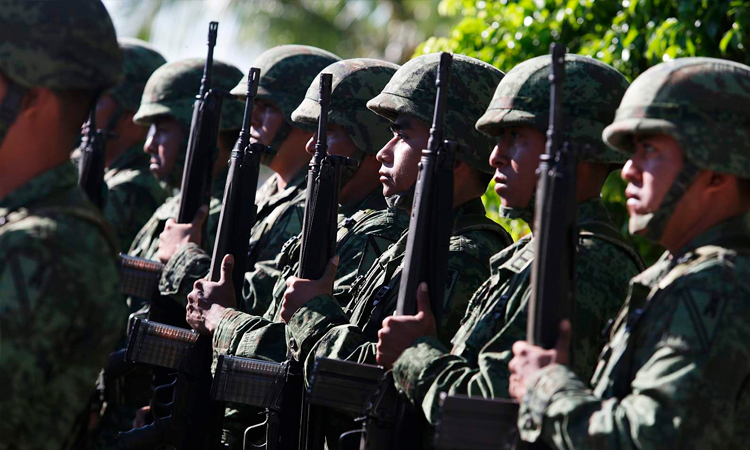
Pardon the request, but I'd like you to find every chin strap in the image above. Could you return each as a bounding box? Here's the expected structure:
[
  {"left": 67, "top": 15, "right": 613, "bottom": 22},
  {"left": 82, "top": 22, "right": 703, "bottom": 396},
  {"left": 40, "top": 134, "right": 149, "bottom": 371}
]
[
  {"left": 630, "top": 162, "right": 702, "bottom": 243},
  {"left": 499, "top": 191, "right": 536, "bottom": 224},
  {"left": 385, "top": 182, "right": 417, "bottom": 210},
  {"left": 0, "top": 80, "right": 27, "bottom": 150}
]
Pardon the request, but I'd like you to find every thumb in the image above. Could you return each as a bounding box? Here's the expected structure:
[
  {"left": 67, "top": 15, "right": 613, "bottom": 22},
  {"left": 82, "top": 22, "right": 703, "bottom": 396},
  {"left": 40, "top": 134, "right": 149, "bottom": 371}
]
[
  {"left": 192, "top": 205, "right": 209, "bottom": 228},
  {"left": 416, "top": 282, "right": 433, "bottom": 318},
  {"left": 219, "top": 254, "right": 234, "bottom": 285},
  {"left": 322, "top": 255, "right": 339, "bottom": 284}
]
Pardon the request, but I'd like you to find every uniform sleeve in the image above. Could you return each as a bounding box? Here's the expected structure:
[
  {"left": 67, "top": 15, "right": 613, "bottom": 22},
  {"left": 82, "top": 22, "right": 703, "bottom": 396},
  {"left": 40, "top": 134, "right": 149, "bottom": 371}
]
[
  {"left": 290, "top": 233, "right": 493, "bottom": 386},
  {"left": 159, "top": 242, "right": 211, "bottom": 307},
  {"left": 0, "top": 221, "right": 125, "bottom": 450},
  {"left": 213, "top": 308, "right": 289, "bottom": 363},
  {"left": 392, "top": 235, "right": 638, "bottom": 425},
  {"left": 519, "top": 268, "right": 750, "bottom": 450}
]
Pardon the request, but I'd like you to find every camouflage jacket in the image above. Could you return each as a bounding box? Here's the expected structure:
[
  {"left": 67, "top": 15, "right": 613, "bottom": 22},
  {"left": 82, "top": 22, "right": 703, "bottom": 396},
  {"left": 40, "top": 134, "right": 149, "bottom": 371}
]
[
  {"left": 0, "top": 163, "right": 125, "bottom": 450},
  {"left": 284, "top": 198, "right": 513, "bottom": 382},
  {"left": 517, "top": 212, "right": 750, "bottom": 450},
  {"left": 212, "top": 189, "right": 409, "bottom": 363},
  {"left": 158, "top": 168, "right": 308, "bottom": 306},
  {"left": 392, "top": 198, "right": 643, "bottom": 425},
  {"left": 103, "top": 144, "right": 170, "bottom": 253}
]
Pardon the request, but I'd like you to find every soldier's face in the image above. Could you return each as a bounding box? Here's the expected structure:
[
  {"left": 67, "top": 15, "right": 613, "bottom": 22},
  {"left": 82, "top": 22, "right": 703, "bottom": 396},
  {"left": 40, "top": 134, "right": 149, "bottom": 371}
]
[
  {"left": 143, "top": 117, "right": 186, "bottom": 181},
  {"left": 621, "top": 134, "right": 684, "bottom": 234},
  {"left": 489, "top": 125, "right": 546, "bottom": 208},
  {"left": 376, "top": 116, "right": 430, "bottom": 197},
  {"left": 305, "top": 124, "right": 357, "bottom": 157},
  {"left": 251, "top": 99, "right": 285, "bottom": 146}
]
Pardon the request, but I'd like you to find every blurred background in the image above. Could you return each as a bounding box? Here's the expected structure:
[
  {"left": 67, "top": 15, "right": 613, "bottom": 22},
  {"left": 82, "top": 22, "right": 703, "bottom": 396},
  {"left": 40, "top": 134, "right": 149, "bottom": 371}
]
[{"left": 104, "top": 0, "right": 750, "bottom": 265}]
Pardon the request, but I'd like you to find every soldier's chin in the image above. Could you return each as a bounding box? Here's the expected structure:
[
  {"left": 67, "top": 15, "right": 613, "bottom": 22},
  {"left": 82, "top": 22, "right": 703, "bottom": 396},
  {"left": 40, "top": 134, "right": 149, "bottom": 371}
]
[{"left": 628, "top": 213, "right": 652, "bottom": 236}]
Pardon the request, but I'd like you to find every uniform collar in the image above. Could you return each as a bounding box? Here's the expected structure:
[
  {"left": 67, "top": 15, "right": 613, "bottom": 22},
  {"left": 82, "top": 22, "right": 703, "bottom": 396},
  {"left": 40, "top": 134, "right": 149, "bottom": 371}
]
[
  {"left": 0, "top": 162, "right": 78, "bottom": 213},
  {"left": 674, "top": 211, "right": 750, "bottom": 258},
  {"left": 339, "top": 187, "right": 386, "bottom": 218},
  {"left": 106, "top": 143, "right": 148, "bottom": 173}
]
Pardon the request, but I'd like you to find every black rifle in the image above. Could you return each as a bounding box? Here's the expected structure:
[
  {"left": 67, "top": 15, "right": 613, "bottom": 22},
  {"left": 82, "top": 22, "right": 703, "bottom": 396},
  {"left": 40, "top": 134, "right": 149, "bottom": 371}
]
[
  {"left": 296, "top": 73, "right": 359, "bottom": 450},
  {"left": 117, "top": 60, "right": 269, "bottom": 450},
  {"left": 434, "top": 44, "right": 570, "bottom": 450},
  {"left": 78, "top": 109, "right": 107, "bottom": 210},
  {"left": 118, "top": 21, "right": 224, "bottom": 327},
  {"left": 304, "top": 52, "right": 458, "bottom": 450}
]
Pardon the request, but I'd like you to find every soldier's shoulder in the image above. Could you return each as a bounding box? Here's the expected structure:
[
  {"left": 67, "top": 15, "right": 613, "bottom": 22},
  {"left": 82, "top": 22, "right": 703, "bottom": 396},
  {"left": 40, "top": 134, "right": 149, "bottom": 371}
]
[{"left": 449, "top": 225, "right": 510, "bottom": 268}]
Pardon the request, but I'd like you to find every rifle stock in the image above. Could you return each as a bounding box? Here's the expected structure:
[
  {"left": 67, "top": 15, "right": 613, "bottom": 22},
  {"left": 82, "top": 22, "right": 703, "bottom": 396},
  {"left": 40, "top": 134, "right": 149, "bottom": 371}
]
[{"left": 78, "top": 109, "right": 107, "bottom": 210}]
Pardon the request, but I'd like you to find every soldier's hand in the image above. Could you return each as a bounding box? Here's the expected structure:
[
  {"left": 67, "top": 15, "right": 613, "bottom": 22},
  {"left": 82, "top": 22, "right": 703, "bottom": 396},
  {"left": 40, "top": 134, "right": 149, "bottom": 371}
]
[
  {"left": 507, "top": 320, "right": 571, "bottom": 401},
  {"left": 157, "top": 205, "right": 208, "bottom": 263},
  {"left": 376, "top": 282, "right": 437, "bottom": 369},
  {"left": 280, "top": 256, "right": 339, "bottom": 323},
  {"left": 186, "top": 254, "right": 237, "bottom": 336}
]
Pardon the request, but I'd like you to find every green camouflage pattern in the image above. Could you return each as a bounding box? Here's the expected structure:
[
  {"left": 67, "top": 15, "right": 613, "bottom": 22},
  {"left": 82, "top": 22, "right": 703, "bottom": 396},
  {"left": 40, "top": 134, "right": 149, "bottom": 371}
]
[
  {"left": 292, "top": 58, "right": 399, "bottom": 155},
  {"left": 231, "top": 45, "right": 341, "bottom": 125},
  {"left": 103, "top": 145, "right": 171, "bottom": 253},
  {"left": 285, "top": 198, "right": 510, "bottom": 376},
  {"left": 518, "top": 212, "right": 750, "bottom": 449},
  {"left": 109, "top": 38, "right": 166, "bottom": 113},
  {"left": 133, "top": 58, "right": 245, "bottom": 132},
  {"left": 391, "top": 199, "right": 642, "bottom": 425},
  {"left": 0, "top": 0, "right": 122, "bottom": 90},
  {"left": 476, "top": 54, "right": 630, "bottom": 164},
  {"left": 126, "top": 167, "right": 228, "bottom": 309},
  {"left": 0, "top": 162, "right": 125, "bottom": 449},
  {"left": 157, "top": 169, "right": 309, "bottom": 307},
  {"left": 366, "top": 53, "right": 504, "bottom": 173},
  {"left": 603, "top": 57, "right": 750, "bottom": 176}
]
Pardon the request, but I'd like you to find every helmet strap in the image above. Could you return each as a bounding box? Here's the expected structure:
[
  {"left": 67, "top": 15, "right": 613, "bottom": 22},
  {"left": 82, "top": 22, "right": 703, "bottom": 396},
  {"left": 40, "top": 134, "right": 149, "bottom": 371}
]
[{"left": 630, "top": 162, "right": 701, "bottom": 242}]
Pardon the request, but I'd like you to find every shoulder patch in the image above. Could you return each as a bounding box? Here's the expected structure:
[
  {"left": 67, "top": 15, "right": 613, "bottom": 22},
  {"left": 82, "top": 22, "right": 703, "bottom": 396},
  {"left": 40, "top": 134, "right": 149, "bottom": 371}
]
[{"left": 664, "top": 287, "right": 729, "bottom": 352}]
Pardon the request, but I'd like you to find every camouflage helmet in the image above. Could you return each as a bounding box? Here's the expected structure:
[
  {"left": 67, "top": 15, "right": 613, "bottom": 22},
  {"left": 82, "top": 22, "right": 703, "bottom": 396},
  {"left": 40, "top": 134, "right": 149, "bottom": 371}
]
[
  {"left": 604, "top": 57, "right": 750, "bottom": 177},
  {"left": 476, "top": 54, "right": 630, "bottom": 164},
  {"left": 0, "top": 0, "right": 122, "bottom": 91},
  {"left": 231, "top": 45, "right": 341, "bottom": 126},
  {"left": 291, "top": 58, "right": 399, "bottom": 155},
  {"left": 367, "top": 53, "right": 504, "bottom": 173},
  {"left": 133, "top": 58, "right": 245, "bottom": 132},
  {"left": 108, "top": 38, "right": 166, "bottom": 113}
]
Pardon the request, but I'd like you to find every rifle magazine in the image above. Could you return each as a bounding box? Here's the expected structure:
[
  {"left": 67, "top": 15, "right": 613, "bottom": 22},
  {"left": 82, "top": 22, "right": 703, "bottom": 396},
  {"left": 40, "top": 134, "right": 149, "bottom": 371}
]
[
  {"left": 118, "top": 254, "right": 164, "bottom": 298},
  {"left": 212, "top": 355, "right": 287, "bottom": 409},
  {"left": 307, "top": 357, "right": 385, "bottom": 415},
  {"left": 125, "top": 319, "right": 198, "bottom": 370}
]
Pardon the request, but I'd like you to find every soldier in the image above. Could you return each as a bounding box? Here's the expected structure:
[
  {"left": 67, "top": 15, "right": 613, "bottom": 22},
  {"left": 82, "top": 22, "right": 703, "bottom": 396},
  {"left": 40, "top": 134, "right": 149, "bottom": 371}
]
[
  {"left": 156, "top": 45, "right": 340, "bottom": 309},
  {"left": 183, "top": 58, "right": 409, "bottom": 448},
  {"left": 125, "top": 58, "right": 244, "bottom": 267},
  {"left": 508, "top": 58, "right": 750, "bottom": 449},
  {"left": 96, "top": 38, "right": 168, "bottom": 253},
  {"left": 376, "top": 54, "right": 644, "bottom": 426},
  {"left": 274, "top": 53, "right": 512, "bottom": 448},
  {"left": 0, "top": 1, "right": 126, "bottom": 448}
]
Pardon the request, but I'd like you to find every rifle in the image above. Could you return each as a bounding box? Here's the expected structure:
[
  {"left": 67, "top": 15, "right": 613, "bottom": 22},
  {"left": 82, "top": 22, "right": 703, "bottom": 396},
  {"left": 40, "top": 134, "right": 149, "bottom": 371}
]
[
  {"left": 210, "top": 73, "right": 358, "bottom": 450},
  {"left": 78, "top": 109, "right": 107, "bottom": 210},
  {"left": 118, "top": 21, "right": 224, "bottom": 327},
  {"left": 434, "top": 44, "right": 571, "bottom": 450},
  {"left": 304, "top": 52, "right": 458, "bottom": 450},
  {"left": 118, "top": 65, "right": 268, "bottom": 450}
]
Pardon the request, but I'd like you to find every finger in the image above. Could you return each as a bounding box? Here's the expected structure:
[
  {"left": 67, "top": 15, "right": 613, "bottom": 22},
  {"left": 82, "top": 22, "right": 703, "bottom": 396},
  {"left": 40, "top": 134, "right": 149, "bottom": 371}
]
[
  {"left": 164, "top": 218, "right": 176, "bottom": 229},
  {"left": 192, "top": 205, "right": 209, "bottom": 228},
  {"left": 322, "top": 255, "right": 339, "bottom": 284},
  {"left": 193, "top": 279, "right": 204, "bottom": 292},
  {"left": 415, "top": 282, "right": 432, "bottom": 318},
  {"left": 286, "top": 276, "right": 298, "bottom": 288},
  {"left": 219, "top": 254, "right": 234, "bottom": 286}
]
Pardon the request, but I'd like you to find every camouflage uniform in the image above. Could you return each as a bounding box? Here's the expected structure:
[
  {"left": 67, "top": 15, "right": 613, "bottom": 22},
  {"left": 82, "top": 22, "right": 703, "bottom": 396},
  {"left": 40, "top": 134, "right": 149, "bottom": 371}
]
[
  {"left": 391, "top": 55, "right": 644, "bottom": 425},
  {"left": 284, "top": 55, "right": 513, "bottom": 394},
  {"left": 158, "top": 46, "right": 341, "bottom": 308},
  {"left": 101, "top": 39, "right": 168, "bottom": 253},
  {"left": 0, "top": 2, "right": 125, "bottom": 449},
  {"left": 125, "top": 58, "right": 244, "bottom": 268},
  {"left": 518, "top": 58, "right": 750, "bottom": 450}
]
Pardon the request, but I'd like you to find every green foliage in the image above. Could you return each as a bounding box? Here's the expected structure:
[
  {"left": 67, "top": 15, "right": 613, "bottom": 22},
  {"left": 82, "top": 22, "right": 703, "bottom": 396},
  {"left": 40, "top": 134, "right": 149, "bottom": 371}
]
[{"left": 417, "top": 0, "right": 750, "bottom": 264}]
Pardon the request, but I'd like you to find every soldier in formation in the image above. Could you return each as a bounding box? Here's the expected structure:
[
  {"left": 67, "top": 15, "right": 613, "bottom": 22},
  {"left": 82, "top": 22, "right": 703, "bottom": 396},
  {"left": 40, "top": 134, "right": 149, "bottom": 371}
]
[{"left": 4, "top": 0, "right": 750, "bottom": 449}]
